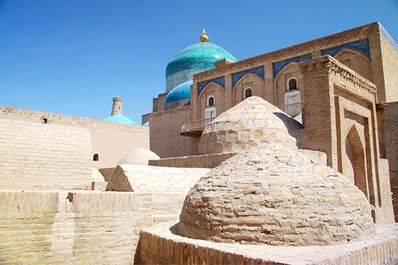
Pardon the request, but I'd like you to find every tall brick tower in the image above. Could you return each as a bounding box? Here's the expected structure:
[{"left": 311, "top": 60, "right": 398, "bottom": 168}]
[{"left": 111, "top": 96, "right": 123, "bottom": 116}]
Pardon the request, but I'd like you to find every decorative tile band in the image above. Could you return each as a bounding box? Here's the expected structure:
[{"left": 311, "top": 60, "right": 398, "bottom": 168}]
[
  {"left": 232, "top": 66, "right": 265, "bottom": 88},
  {"left": 197, "top": 76, "right": 225, "bottom": 96},
  {"left": 378, "top": 23, "right": 398, "bottom": 53},
  {"left": 321, "top": 38, "right": 371, "bottom": 59},
  {"left": 273, "top": 54, "right": 312, "bottom": 78}
]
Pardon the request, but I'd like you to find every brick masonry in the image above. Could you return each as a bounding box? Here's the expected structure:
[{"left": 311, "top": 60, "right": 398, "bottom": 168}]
[
  {"left": 135, "top": 221, "right": 398, "bottom": 265},
  {"left": 0, "top": 190, "right": 152, "bottom": 264},
  {"left": 384, "top": 102, "right": 398, "bottom": 221},
  {"left": 0, "top": 118, "right": 93, "bottom": 190},
  {"left": 0, "top": 106, "right": 149, "bottom": 168}
]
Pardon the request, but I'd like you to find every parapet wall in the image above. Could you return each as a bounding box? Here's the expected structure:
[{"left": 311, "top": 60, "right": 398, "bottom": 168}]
[
  {"left": 0, "top": 106, "right": 149, "bottom": 168},
  {"left": 0, "top": 118, "right": 93, "bottom": 190},
  {"left": 0, "top": 190, "right": 152, "bottom": 264},
  {"left": 136, "top": 222, "right": 398, "bottom": 265}
]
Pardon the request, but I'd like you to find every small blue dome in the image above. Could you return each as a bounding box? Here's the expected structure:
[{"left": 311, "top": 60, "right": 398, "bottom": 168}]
[
  {"left": 105, "top": 115, "right": 136, "bottom": 125},
  {"left": 166, "top": 42, "right": 237, "bottom": 92},
  {"left": 165, "top": 80, "right": 192, "bottom": 103}
]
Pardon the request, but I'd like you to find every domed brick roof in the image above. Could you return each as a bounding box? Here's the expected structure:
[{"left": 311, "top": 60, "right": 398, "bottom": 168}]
[
  {"left": 177, "top": 143, "right": 375, "bottom": 246},
  {"left": 199, "top": 96, "right": 299, "bottom": 154}
]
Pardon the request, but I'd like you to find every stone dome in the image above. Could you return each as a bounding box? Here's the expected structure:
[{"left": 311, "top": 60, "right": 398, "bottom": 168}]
[
  {"left": 166, "top": 41, "right": 237, "bottom": 92},
  {"left": 118, "top": 148, "right": 160, "bottom": 165},
  {"left": 105, "top": 115, "right": 136, "bottom": 125},
  {"left": 199, "top": 96, "right": 299, "bottom": 154},
  {"left": 178, "top": 144, "right": 375, "bottom": 246}
]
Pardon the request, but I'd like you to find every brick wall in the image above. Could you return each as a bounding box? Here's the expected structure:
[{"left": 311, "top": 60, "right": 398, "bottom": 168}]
[
  {"left": 0, "top": 190, "right": 152, "bottom": 264},
  {"left": 0, "top": 106, "right": 149, "bottom": 168},
  {"left": 149, "top": 107, "right": 199, "bottom": 158},
  {"left": 384, "top": 102, "right": 398, "bottom": 221},
  {"left": 380, "top": 38, "right": 398, "bottom": 103},
  {"left": 299, "top": 56, "right": 394, "bottom": 223},
  {"left": 0, "top": 118, "right": 93, "bottom": 190}
]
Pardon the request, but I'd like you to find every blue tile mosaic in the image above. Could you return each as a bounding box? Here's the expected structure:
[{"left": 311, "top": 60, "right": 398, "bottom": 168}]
[
  {"left": 166, "top": 42, "right": 237, "bottom": 92},
  {"left": 197, "top": 76, "right": 225, "bottom": 96},
  {"left": 165, "top": 80, "right": 192, "bottom": 103},
  {"left": 272, "top": 54, "right": 312, "bottom": 78},
  {"left": 105, "top": 115, "right": 136, "bottom": 125},
  {"left": 321, "top": 39, "right": 371, "bottom": 59},
  {"left": 232, "top": 66, "right": 265, "bottom": 88}
]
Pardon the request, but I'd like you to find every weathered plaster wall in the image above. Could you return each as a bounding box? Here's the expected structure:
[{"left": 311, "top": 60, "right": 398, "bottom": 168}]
[
  {"left": 0, "top": 118, "right": 93, "bottom": 190},
  {"left": 0, "top": 190, "right": 152, "bottom": 264}
]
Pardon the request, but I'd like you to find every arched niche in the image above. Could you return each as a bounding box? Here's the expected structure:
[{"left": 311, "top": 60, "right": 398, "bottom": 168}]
[
  {"left": 345, "top": 125, "right": 370, "bottom": 201},
  {"left": 198, "top": 83, "right": 225, "bottom": 120},
  {"left": 335, "top": 49, "right": 371, "bottom": 81},
  {"left": 233, "top": 73, "right": 265, "bottom": 105}
]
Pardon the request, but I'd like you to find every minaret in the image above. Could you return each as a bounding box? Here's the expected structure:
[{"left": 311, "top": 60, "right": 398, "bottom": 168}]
[{"left": 111, "top": 96, "right": 123, "bottom": 116}]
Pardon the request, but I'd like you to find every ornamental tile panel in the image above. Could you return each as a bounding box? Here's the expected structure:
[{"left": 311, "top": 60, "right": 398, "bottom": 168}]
[
  {"left": 273, "top": 54, "right": 312, "bottom": 78},
  {"left": 232, "top": 66, "right": 265, "bottom": 89},
  {"left": 197, "top": 77, "right": 225, "bottom": 96},
  {"left": 321, "top": 38, "right": 371, "bottom": 59}
]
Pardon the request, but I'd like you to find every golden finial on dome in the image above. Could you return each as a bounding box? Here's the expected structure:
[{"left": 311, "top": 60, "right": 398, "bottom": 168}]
[{"left": 200, "top": 28, "right": 209, "bottom": 42}]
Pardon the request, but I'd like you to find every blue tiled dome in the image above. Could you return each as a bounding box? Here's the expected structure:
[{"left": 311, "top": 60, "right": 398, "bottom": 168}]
[
  {"left": 105, "top": 115, "right": 136, "bottom": 125},
  {"left": 165, "top": 80, "right": 192, "bottom": 103},
  {"left": 165, "top": 42, "right": 237, "bottom": 92}
]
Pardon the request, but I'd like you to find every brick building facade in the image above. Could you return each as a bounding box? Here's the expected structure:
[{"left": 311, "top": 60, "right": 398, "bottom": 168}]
[{"left": 146, "top": 22, "right": 398, "bottom": 222}]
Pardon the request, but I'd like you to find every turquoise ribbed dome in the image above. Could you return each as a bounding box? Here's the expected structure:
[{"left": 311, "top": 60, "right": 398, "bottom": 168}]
[
  {"left": 165, "top": 80, "right": 192, "bottom": 103},
  {"left": 166, "top": 42, "right": 237, "bottom": 92},
  {"left": 105, "top": 115, "right": 136, "bottom": 125}
]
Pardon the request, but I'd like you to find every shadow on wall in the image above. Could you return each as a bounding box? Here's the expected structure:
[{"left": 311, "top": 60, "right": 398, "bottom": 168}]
[{"left": 273, "top": 112, "right": 303, "bottom": 145}]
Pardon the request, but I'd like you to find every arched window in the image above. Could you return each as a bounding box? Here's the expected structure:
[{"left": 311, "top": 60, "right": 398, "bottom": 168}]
[
  {"left": 207, "top": 96, "right": 215, "bottom": 107},
  {"left": 205, "top": 96, "right": 216, "bottom": 119},
  {"left": 287, "top": 78, "right": 298, "bottom": 91},
  {"left": 285, "top": 78, "right": 301, "bottom": 117},
  {"left": 244, "top": 87, "right": 253, "bottom": 99}
]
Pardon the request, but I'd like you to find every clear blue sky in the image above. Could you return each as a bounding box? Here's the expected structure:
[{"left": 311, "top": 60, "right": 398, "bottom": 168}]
[{"left": 1, "top": 0, "right": 397, "bottom": 123}]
